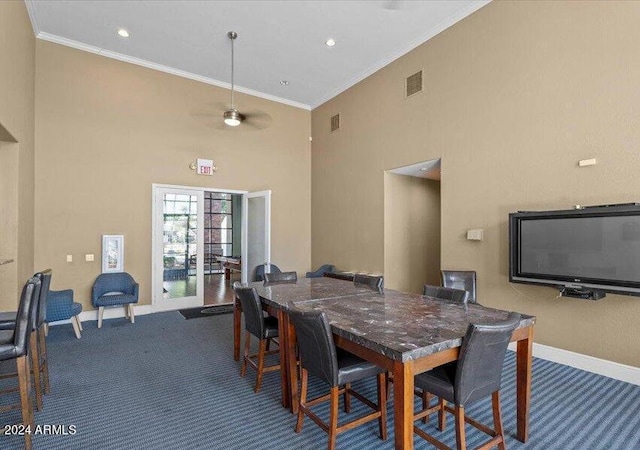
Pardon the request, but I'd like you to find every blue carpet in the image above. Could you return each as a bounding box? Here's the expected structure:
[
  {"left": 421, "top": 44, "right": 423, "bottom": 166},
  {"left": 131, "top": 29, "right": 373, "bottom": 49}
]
[{"left": 1, "top": 312, "right": 640, "bottom": 449}]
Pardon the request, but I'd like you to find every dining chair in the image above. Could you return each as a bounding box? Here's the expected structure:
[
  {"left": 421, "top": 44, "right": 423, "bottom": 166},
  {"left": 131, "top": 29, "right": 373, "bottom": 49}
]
[
  {"left": 353, "top": 273, "right": 383, "bottom": 291},
  {"left": 0, "top": 276, "right": 41, "bottom": 450},
  {"left": 441, "top": 270, "right": 477, "bottom": 304},
  {"left": 233, "top": 283, "right": 280, "bottom": 393},
  {"left": 47, "top": 288, "right": 83, "bottom": 338},
  {"left": 289, "top": 309, "right": 387, "bottom": 450},
  {"left": 264, "top": 271, "right": 298, "bottom": 285},
  {"left": 423, "top": 284, "right": 469, "bottom": 304},
  {"left": 253, "top": 263, "right": 282, "bottom": 282},
  {"left": 0, "top": 270, "right": 52, "bottom": 411},
  {"left": 306, "top": 264, "right": 335, "bottom": 278},
  {"left": 92, "top": 272, "right": 139, "bottom": 328},
  {"left": 413, "top": 312, "right": 521, "bottom": 450}
]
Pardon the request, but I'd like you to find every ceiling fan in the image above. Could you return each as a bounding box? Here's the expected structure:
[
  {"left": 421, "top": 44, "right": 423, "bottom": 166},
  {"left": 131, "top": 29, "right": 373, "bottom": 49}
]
[{"left": 201, "top": 31, "right": 271, "bottom": 131}]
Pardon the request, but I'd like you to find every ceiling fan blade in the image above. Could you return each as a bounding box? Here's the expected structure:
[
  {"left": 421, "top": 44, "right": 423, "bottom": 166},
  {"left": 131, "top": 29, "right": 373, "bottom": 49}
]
[{"left": 242, "top": 110, "right": 272, "bottom": 130}]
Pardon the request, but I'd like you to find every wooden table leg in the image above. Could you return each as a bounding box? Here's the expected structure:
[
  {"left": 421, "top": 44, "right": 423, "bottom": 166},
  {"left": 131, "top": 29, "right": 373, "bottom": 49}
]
[
  {"left": 393, "top": 359, "right": 415, "bottom": 450},
  {"left": 286, "top": 313, "right": 299, "bottom": 414},
  {"left": 233, "top": 299, "right": 241, "bottom": 361},
  {"left": 277, "top": 309, "right": 291, "bottom": 409},
  {"left": 516, "top": 326, "right": 533, "bottom": 442}
]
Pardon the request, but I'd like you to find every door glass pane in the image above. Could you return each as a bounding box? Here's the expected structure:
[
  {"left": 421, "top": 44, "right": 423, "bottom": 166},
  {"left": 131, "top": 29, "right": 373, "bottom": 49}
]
[
  {"left": 162, "top": 193, "right": 198, "bottom": 299},
  {"left": 247, "top": 196, "right": 267, "bottom": 282}
]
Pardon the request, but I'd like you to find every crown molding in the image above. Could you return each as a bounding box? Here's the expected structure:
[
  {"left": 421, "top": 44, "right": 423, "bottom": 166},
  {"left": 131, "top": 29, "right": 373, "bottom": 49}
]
[
  {"left": 35, "top": 31, "right": 311, "bottom": 111},
  {"left": 310, "top": 0, "right": 491, "bottom": 110},
  {"left": 24, "top": 0, "right": 40, "bottom": 36}
]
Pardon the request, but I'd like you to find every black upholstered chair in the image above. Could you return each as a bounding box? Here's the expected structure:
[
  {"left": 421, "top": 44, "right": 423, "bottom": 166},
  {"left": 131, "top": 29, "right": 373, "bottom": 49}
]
[
  {"left": 306, "top": 264, "right": 335, "bottom": 278},
  {"left": 0, "top": 270, "right": 51, "bottom": 411},
  {"left": 289, "top": 309, "right": 387, "bottom": 450},
  {"left": 441, "top": 270, "right": 477, "bottom": 304},
  {"left": 253, "top": 263, "right": 282, "bottom": 282},
  {"left": 233, "top": 283, "right": 280, "bottom": 393},
  {"left": 353, "top": 273, "right": 384, "bottom": 291},
  {"left": 423, "top": 284, "right": 469, "bottom": 304},
  {"left": 324, "top": 272, "right": 354, "bottom": 282},
  {"left": 264, "top": 271, "right": 298, "bottom": 285},
  {"left": 0, "top": 276, "right": 41, "bottom": 450},
  {"left": 413, "top": 312, "right": 521, "bottom": 450}
]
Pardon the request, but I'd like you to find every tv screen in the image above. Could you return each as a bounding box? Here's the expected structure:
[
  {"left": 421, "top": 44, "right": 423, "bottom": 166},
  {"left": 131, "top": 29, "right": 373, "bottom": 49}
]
[{"left": 509, "top": 204, "right": 640, "bottom": 297}]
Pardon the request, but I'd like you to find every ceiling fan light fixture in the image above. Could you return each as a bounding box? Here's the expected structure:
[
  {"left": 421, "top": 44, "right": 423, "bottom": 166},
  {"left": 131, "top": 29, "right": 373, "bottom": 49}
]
[{"left": 223, "top": 109, "right": 242, "bottom": 127}]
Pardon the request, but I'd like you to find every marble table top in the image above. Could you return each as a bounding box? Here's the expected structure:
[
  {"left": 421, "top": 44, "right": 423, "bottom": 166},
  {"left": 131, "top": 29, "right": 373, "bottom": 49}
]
[{"left": 250, "top": 278, "right": 536, "bottom": 363}]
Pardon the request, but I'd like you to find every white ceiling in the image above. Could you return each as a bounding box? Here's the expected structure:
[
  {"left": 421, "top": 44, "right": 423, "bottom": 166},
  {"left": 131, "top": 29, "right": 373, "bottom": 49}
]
[
  {"left": 25, "top": 0, "right": 489, "bottom": 110},
  {"left": 388, "top": 159, "right": 441, "bottom": 180}
]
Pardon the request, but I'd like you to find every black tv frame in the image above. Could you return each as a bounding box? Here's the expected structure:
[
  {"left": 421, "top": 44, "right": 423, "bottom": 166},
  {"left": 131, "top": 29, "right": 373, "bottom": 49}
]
[{"left": 509, "top": 203, "right": 640, "bottom": 300}]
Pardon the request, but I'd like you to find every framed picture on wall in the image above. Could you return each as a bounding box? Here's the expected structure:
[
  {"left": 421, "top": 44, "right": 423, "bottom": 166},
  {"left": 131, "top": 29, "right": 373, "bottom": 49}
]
[{"left": 102, "top": 235, "right": 124, "bottom": 273}]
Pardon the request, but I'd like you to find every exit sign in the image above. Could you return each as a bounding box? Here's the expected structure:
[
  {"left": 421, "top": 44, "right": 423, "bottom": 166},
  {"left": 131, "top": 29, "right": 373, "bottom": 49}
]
[{"left": 196, "top": 159, "right": 215, "bottom": 176}]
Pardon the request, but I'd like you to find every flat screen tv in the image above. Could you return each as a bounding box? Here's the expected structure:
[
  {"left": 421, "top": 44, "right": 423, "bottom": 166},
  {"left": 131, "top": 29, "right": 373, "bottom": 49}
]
[{"left": 509, "top": 204, "right": 640, "bottom": 299}]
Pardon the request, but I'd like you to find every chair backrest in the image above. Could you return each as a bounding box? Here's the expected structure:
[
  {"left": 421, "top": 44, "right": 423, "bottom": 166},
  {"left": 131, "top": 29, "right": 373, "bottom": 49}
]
[
  {"left": 306, "top": 264, "right": 335, "bottom": 278},
  {"left": 264, "top": 271, "right": 297, "bottom": 285},
  {"left": 323, "top": 272, "right": 354, "bottom": 282},
  {"left": 12, "top": 277, "right": 41, "bottom": 357},
  {"left": 353, "top": 274, "right": 383, "bottom": 291},
  {"left": 233, "top": 285, "right": 265, "bottom": 339},
  {"left": 454, "top": 312, "right": 521, "bottom": 406},
  {"left": 289, "top": 309, "right": 339, "bottom": 387},
  {"left": 35, "top": 269, "right": 52, "bottom": 328},
  {"left": 423, "top": 284, "right": 469, "bottom": 304},
  {"left": 92, "top": 272, "right": 136, "bottom": 301},
  {"left": 253, "top": 263, "right": 282, "bottom": 282},
  {"left": 441, "top": 270, "right": 477, "bottom": 304}
]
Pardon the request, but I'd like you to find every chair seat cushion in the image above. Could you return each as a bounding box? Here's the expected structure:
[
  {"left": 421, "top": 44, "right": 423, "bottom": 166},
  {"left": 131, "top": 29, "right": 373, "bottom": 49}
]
[
  {"left": 414, "top": 362, "right": 457, "bottom": 404},
  {"left": 71, "top": 302, "right": 82, "bottom": 316},
  {"left": 95, "top": 293, "right": 138, "bottom": 307},
  {"left": 264, "top": 315, "right": 279, "bottom": 339},
  {"left": 336, "top": 348, "right": 384, "bottom": 385},
  {"left": 0, "top": 311, "right": 16, "bottom": 331}
]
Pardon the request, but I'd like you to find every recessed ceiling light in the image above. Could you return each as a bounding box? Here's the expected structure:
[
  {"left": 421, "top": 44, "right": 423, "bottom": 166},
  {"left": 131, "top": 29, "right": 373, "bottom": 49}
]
[
  {"left": 325, "top": 38, "right": 336, "bottom": 47},
  {"left": 117, "top": 28, "right": 130, "bottom": 38},
  {"left": 280, "top": 80, "right": 289, "bottom": 86},
  {"left": 420, "top": 167, "right": 428, "bottom": 172}
]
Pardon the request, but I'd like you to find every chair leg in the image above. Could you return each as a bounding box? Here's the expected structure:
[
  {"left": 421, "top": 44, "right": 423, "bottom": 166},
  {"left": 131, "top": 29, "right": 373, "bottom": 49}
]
[
  {"left": 295, "top": 368, "right": 308, "bottom": 433},
  {"left": 71, "top": 316, "right": 82, "bottom": 339},
  {"left": 377, "top": 372, "right": 388, "bottom": 440},
  {"left": 43, "top": 322, "right": 49, "bottom": 336},
  {"left": 17, "top": 355, "right": 34, "bottom": 450},
  {"left": 266, "top": 338, "right": 271, "bottom": 351},
  {"left": 29, "top": 331, "right": 43, "bottom": 411},
  {"left": 38, "top": 327, "right": 50, "bottom": 394},
  {"left": 343, "top": 383, "right": 351, "bottom": 413},
  {"left": 76, "top": 317, "right": 83, "bottom": 331},
  {"left": 241, "top": 331, "right": 250, "bottom": 377},
  {"left": 454, "top": 405, "right": 466, "bottom": 450},
  {"left": 128, "top": 304, "right": 135, "bottom": 324},
  {"left": 255, "top": 339, "right": 267, "bottom": 393},
  {"left": 328, "top": 386, "right": 339, "bottom": 450},
  {"left": 492, "top": 391, "right": 506, "bottom": 450},
  {"left": 98, "top": 306, "right": 104, "bottom": 328},
  {"left": 422, "top": 391, "right": 431, "bottom": 424},
  {"left": 439, "top": 398, "right": 447, "bottom": 431}
]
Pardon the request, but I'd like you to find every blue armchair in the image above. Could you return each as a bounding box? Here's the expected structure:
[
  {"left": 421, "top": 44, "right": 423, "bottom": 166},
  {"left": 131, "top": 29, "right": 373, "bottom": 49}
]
[
  {"left": 92, "top": 272, "right": 139, "bottom": 329},
  {"left": 47, "top": 289, "right": 83, "bottom": 339},
  {"left": 305, "top": 264, "right": 335, "bottom": 278}
]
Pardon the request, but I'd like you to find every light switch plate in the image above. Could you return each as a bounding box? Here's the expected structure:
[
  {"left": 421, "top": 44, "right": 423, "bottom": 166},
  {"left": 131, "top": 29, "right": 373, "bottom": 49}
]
[
  {"left": 85, "top": 254, "right": 95, "bottom": 262},
  {"left": 466, "top": 229, "right": 484, "bottom": 241},
  {"left": 66, "top": 255, "right": 73, "bottom": 263}
]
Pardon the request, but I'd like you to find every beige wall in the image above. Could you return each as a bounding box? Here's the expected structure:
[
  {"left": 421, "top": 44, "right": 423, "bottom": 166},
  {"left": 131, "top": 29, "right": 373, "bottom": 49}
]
[
  {"left": 35, "top": 41, "right": 311, "bottom": 311},
  {"left": 311, "top": 1, "right": 640, "bottom": 366},
  {"left": 384, "top": 173, "right": 440, "bottom": 294},
  {"left": 0, "top": 1, "right": 36, "bottom": 310}
]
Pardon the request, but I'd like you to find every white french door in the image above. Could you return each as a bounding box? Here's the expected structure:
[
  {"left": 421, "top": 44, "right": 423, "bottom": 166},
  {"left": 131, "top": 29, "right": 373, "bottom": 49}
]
[
  {"left": 242, "top": 191, "right": 271, "bottom": 283},
  {"left": 152, "top": 186, "right": 204, "bottom": 309}
]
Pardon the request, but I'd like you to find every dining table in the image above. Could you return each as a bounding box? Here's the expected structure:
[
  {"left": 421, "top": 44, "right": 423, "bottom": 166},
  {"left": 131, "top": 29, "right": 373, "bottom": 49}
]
[{"left": 237, "top": 277, "right": 535, "bottom": 450}]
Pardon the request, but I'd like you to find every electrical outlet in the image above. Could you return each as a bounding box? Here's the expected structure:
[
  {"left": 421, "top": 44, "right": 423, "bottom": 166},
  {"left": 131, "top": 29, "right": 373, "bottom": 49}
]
[
  {"left": 66, "top": 255, "right": 73, "bottom": 263},
  {"left": 85, "top": 254, "right": 95, "bottom": 262}
]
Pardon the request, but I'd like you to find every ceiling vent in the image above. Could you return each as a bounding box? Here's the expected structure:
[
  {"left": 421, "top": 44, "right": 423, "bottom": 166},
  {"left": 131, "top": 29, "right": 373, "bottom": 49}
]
[
  {"left": 330, "top": 113, "right": 340, "bottom": 132},
  {"left": 405, "top": 70, "right": 423, "bottom": 98}
]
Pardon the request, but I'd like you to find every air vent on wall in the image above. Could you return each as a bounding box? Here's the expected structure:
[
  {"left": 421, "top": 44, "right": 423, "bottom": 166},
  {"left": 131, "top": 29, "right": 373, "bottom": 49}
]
[
  {"left": 330, "top": 113, "right": 340, "bottom": 132},
  {"left": 405, "top": 70, "right": 423, "bottom": 98}
]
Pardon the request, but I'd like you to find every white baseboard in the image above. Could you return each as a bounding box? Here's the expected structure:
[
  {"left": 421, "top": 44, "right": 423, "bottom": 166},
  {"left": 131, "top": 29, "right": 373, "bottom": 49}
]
[
  {"left": 47, "top": 298, "right": 205, "bottom": 326},
  {"left": 508, "top": 342, "right": 640, "bottom": 386}
]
